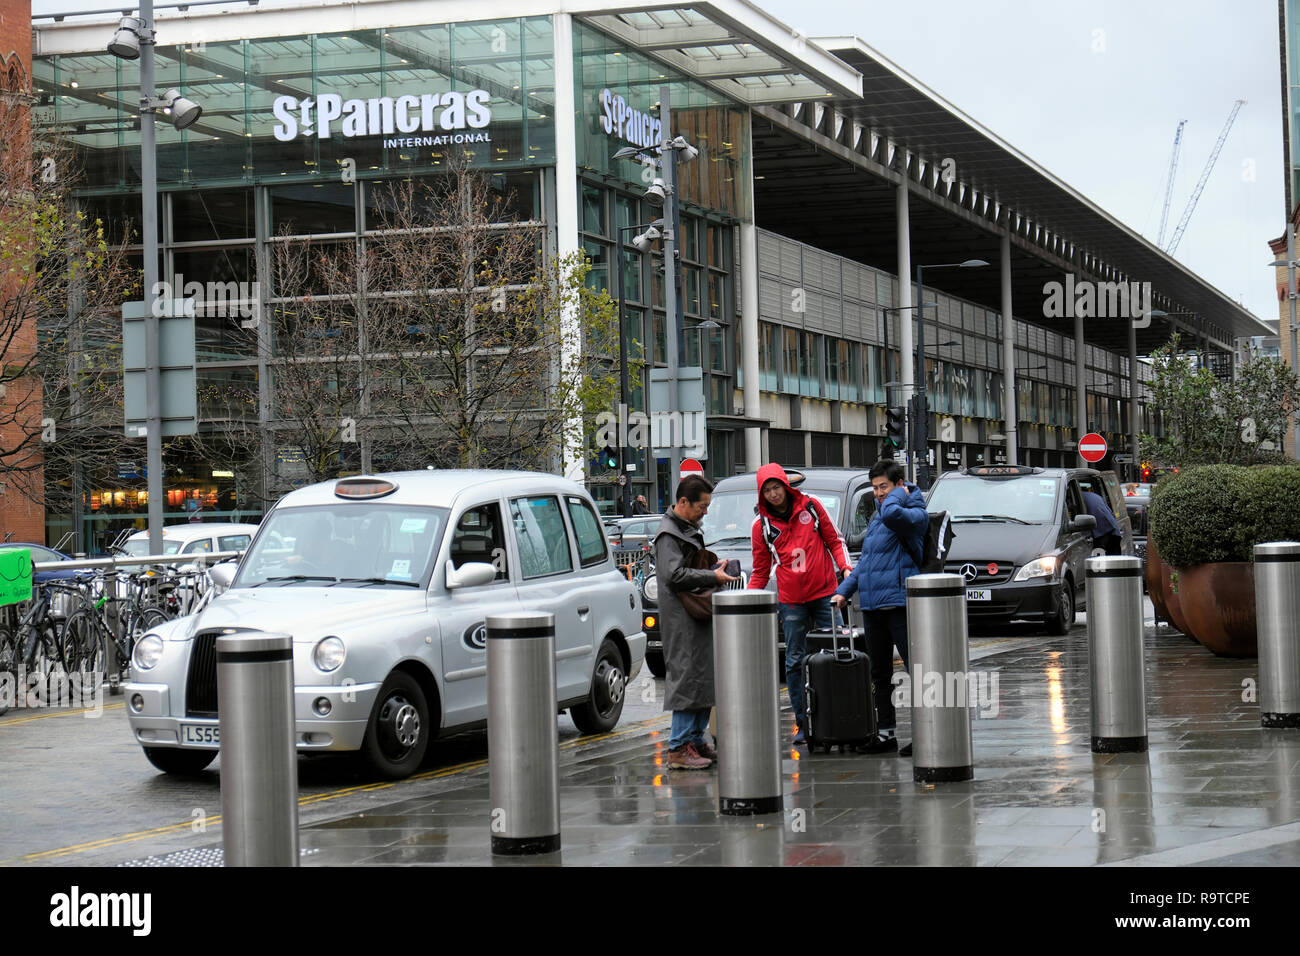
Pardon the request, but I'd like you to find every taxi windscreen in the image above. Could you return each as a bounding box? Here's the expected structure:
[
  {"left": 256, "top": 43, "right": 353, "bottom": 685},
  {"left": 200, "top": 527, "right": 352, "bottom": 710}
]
[
  {"left": 235, "top": 504, "right": 448, "bottom": 587},
  {"left": 927, "top": 475, "right": 1061, "bottom": 524}
]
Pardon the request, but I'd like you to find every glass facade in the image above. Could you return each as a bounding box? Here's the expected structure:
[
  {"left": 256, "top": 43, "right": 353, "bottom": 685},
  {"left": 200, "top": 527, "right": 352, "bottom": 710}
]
[{"left": 35, "top": 18, "right": 557, "bottom": 192}]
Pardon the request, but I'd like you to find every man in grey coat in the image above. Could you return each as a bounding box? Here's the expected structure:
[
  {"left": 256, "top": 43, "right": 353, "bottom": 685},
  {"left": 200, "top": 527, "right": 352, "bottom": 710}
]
[{"left": 654, "top": 474, "right": 738, "bottom": 770}]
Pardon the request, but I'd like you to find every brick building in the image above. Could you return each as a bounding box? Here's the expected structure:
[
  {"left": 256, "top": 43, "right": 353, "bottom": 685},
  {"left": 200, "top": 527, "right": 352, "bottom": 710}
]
[{"left": 0, "top": 0, "right": 42, "bottom": 544}]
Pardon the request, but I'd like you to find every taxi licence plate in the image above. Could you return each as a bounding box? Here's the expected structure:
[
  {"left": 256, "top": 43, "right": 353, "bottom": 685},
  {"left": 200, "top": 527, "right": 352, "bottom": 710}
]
[
  {"left": 181, "top": 724, "right": 220, "bottom": 745},
  {"left": 965, "top": 589, "right": 991, "bottom": 602}
]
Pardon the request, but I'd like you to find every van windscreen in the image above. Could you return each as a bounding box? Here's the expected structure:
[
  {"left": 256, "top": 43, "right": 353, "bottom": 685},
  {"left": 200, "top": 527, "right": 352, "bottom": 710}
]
[{"left": 927, "top": 476, "right": 1060, "bottom": 524}]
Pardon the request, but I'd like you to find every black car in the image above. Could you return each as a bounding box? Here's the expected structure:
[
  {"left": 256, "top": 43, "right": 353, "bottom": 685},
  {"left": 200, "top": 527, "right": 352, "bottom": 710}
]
[
  {"left": 639, "top": 468, "right": 877, "bottom": 678},
  {"left": 925, "top": 465, "right": 1134, "bottom": 634}
]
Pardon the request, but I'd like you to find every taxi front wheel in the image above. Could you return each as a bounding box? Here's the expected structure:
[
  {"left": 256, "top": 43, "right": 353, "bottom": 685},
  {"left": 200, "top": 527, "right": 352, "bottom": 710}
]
[
  {"left": 143, "top": 747, "right": 217, "bottom": 776},
  {"left": 362, "top": 671, "right": 430, "bottom": 780},
  {"left": 570, "top": 640, "right": 626, "bottom": 735}
]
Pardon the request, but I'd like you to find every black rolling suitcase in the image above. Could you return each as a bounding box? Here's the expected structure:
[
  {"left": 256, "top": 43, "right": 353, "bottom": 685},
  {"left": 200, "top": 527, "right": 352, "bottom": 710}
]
[{"left": 802, "top": 606, "right": 876, "bottom": 754}]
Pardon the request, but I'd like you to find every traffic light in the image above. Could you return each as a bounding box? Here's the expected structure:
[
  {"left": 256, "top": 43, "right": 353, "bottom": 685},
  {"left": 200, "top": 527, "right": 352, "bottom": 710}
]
[
  {"left": 886, "top": 405, "right": 906, "bottom": 449},
  {"left": 1141, "top": 462, "right": 1151, "bottom": 481},
  {"left": 600, "top": 445, "right": 619, "bottom": 471}
]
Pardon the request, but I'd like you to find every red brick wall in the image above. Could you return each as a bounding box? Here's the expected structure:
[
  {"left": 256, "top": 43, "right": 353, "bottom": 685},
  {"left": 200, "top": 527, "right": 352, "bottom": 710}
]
[{"left": 0, "top": 0, "right": 41, "bottom": 544}]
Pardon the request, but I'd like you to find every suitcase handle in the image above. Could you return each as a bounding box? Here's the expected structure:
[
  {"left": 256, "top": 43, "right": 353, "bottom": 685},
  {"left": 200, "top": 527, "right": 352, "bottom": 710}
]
[{"left": 829, "top": 604, "right": 854, "bottom": 661}]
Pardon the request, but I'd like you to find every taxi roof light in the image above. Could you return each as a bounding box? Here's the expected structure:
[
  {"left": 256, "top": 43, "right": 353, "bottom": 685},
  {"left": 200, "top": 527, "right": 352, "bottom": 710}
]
[
  {"left": 334, "top": 478, "right": 399, "bottom": 499},
  {"left": 963, "top": 465, "right": 1041, "bottom": 478}
]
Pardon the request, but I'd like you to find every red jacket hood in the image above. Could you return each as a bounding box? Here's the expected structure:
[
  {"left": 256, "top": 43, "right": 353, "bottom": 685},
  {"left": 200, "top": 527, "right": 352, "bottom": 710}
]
[{"left": 755, "top": 463, "right": 802, "bottom": 519}]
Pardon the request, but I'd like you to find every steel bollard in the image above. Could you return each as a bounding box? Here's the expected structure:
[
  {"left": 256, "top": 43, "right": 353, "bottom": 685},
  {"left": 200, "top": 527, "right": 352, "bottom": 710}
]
[
  {"left": 713, "top": 589, "right": 782, "bottom": 815},
  {"left": 1255, "top": 542, "right": 1300, "bottom": 728},
  {"left": 1086, "top": 555, "right": 1147, "bottom": 753},
  {"left": 904, "top": 574, "right": 977, "bottom": 785},
  {"left": 487, "top": 612, "right": 560, "bottom": 855},
  {"left": 906, "top": 573, "right": 974, "bottom": 783},
  {"left": 216, "top": 631, "right": 299, "bottom": 866}
]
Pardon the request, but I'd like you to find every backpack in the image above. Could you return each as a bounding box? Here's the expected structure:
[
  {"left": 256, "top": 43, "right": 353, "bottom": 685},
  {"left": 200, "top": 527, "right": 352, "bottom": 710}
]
[{"left": 903, "top": 511, "right": 955, "bottom": 574}]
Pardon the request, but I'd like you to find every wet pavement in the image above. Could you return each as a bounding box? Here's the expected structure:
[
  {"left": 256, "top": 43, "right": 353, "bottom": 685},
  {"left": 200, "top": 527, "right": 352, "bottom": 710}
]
[{"left": 116, "top": 622, "right": 1300, "bottom": 866}]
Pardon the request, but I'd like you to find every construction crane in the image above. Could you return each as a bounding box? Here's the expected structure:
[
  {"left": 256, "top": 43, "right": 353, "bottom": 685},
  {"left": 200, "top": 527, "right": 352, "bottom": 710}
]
[
  {"left": 1156, "top": 119, "right": 1186, "bottom": 248},
  {"left": 1165, "top": 99, "right": 1246, "bottom": 256}
]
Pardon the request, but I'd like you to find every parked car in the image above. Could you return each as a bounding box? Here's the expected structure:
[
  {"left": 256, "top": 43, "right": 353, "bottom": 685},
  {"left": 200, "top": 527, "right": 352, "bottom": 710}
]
[
  {"left": 119, "top": 522, "right": 261, "bottom": 558},
  {"left": 1125, "top": 491, "right": 1151, "bottom": 585},
  {"left": 924, "top": 465, "right": 1134, "bottom": 634},
  {"left": 638, "top": 467, "right": 875, "bottom": 678},
  {"left": 123, "top": 471, "right": 645, "bottom": 779}
]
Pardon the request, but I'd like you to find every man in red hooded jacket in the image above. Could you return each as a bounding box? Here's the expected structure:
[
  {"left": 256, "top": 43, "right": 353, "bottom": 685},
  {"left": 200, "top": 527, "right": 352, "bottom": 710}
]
[{"left": 747, "top": 463, "right": 852, "bottom": 745}]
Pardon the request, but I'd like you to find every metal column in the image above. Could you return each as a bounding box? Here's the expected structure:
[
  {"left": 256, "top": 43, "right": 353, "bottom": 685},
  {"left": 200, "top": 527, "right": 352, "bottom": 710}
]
[
  {"left": 1085, "top": 556, "right": 1148, "bottom": 753},
  {"left": 1255, "top": 542, "right": 1300, "bottom": 728},
  {"left": 740, "top": 219, "right": 762, "bottom": 470},
  {"left": 1074, "top": 308, "right": 1087, "bottom": 448},
  {"left": 906, "top": 573, "right": 974, "bottom": 782},
  {"left": 1000, "top": 234, "right": 1017, "bottom": 465},
  {"left": 486, "top": 612, "right": 561, "bottom": 854},
  {"left": 896, "top": 183, "right": 914, "bottom": 479},
  {"left": 713, "top": 590, "right": 782, "bottom": 815},
  {"left": 1127, "top": 310, "right": 1140, "bottom": 480},
  {"left": 217, "top": 632, "right": 299, "bottom": 866}
]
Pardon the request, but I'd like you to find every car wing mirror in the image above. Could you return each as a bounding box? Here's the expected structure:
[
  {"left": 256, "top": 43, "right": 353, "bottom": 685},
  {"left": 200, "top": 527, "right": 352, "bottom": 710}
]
[
  {"left": 846, "top": 531, "right": 866, "bottom": 551},
  {"left": 446, "top": 560, "right": 496, "bottom": 589},
  {"left": 1069, "top": 515, "right": 1097, "bottom": 533},
  {"left": 209, "top": 563, "right": 237, "bottom": 590}
]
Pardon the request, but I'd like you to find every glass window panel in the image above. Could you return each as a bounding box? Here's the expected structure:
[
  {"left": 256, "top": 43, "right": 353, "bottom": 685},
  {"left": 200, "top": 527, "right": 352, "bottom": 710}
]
[
  {"left": 582, "top": 184, "right": 605, "bottom": 235},
  {"left": 510, "top": 495, "right": 572, "bottom": 578},
  {"left": 172, "top": 189, "right": 255, "bottom": 242},
  {"left": 272, "top": 183, "right": 355, "bottom": 234}
]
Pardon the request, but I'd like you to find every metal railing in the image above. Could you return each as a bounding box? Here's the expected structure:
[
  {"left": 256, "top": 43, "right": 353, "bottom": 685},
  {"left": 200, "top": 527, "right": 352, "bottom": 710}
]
[{"left": 30, "top": 551, "right": 244, "bottom": 573}]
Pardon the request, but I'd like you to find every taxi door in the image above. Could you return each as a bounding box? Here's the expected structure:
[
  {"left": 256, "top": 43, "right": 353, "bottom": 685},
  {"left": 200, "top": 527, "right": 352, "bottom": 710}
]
[
  {"left": 436, "top": 498, "right": 521, "bottom": 729},
  {"left": 1061, "top": 479, "right": 1094, "bottom": 608},
  {"left": 508, "top": 493, "right": 595, "bottom": 705}
]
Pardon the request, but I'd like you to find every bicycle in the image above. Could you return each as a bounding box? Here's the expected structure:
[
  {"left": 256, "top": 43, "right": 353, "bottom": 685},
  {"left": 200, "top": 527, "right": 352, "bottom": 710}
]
[
  {"left": 62, "top": 569, "right": 170, "bottom": 687},
  {"left": 11, "top": 580, "right": 85, "bottom": 707}
]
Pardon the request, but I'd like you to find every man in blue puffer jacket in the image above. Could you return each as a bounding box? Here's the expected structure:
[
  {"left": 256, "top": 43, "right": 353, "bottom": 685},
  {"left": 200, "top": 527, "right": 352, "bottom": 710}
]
[{"left": 831, "top": 459, "right": 927, "bottom": 755}]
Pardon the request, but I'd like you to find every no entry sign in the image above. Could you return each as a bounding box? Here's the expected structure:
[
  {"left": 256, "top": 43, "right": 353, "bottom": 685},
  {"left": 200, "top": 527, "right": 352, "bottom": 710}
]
[
  {"left": 679, "top": 458, "right": 704, "bottom": 475},
  {"left": 1078, "top": 433, "right": 1108, "bottom": 463}
]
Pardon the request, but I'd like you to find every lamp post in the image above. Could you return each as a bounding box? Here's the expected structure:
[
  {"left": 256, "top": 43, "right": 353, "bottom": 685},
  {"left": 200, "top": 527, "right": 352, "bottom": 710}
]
[
  {"left": 913, "top": 259, "right": 988, "bottom": 486},
  {"left": 108, "top": 5, "right": 203, "bottom": 553},
  {"left": 614, "top": 220, "right": 663, "bottom": 517}
]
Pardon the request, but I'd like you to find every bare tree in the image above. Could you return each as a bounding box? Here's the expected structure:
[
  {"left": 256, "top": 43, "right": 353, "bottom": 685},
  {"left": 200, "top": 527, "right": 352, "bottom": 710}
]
[
  {"left": 264, "top": 158, "right": 624, "bottom": 480},
  {"left": 0, "top": 77, "right": 140, "bottom": 538}
]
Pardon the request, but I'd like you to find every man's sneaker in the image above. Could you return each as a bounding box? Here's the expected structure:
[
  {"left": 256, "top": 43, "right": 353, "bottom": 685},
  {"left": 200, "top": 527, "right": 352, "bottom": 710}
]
[
  {"left": 667, "top": 743, "right": 713, "bottom": 770},
  {"left": 854, "top": 733, "right": 898, "bottom": 755},
  {"left": 899, "top": 742, "right": 913, "bottom": 757},
  {"left": 694, "top": 738, "right": 718, "bottom": 761}
]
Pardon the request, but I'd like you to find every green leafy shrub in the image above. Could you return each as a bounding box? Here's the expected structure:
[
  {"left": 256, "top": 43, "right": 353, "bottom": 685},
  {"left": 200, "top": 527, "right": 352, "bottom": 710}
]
[{"left": 1150, "top": 464, "right": 1300, "bottom": 567}]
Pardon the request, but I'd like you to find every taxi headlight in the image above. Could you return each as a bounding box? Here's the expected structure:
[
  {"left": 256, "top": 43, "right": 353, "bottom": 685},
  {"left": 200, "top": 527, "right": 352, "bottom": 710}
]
[
  {"left": 642, "top": 575, "right": 658, "bottom": 602},
  {"left": 313, "top": 636, "right": 346, "bottom": 672},
  {"left": 1013, "top": 555, "right": 1059, "bottom": 582},
  {"left": 133, "top": 634, "right": 164, "bottom": 671}
]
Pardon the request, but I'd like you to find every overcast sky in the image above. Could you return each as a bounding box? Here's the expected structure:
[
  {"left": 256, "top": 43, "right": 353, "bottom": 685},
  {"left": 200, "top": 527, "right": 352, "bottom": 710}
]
[
  {"left": 763, "top": 0, "right": 1286, "bottom": 324},
  {"left": 32, "top": 0, "right": 1286, "bottom": 323}
]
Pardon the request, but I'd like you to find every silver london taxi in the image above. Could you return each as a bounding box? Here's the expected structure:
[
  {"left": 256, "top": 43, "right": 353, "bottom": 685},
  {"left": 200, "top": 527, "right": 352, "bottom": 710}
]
[{"left": 124, "top": 471, "right": 645, "bottom": 779}]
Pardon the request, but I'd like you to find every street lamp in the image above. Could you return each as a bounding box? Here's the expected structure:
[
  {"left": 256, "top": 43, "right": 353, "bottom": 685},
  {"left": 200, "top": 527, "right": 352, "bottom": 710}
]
[
  {"left": 107, "top": 5, "right": 205, "bottom": 554},
  {"left": 614, "top": 219, "right": 664, "bottom": 516},
  {"left": 913, "top": 259, "right": 988, "bottom": 486}
]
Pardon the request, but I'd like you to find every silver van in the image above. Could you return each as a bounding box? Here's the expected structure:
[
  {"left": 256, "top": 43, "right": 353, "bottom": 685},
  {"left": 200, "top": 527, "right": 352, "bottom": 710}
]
[{"left": 124, "top": 471, "right": 645, "bottom": 779}]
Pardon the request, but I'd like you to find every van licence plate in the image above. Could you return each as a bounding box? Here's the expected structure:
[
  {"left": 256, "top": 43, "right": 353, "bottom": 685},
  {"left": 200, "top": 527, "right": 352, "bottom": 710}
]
[
  {"left": 965, "top": 589, "right": 991, "bottom": 602},
  {"left": 181, "top": 724, "right": 220, "bottom": 745}
]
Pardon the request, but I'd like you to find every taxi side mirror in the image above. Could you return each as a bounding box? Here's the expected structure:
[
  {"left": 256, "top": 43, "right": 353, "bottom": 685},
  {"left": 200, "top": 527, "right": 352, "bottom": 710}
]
[
  {"left": 209, "top": 563, "right": 237, "bottom": 590},
  {"left": 1069, "top": 515, "right": 1097, "bottom": 533},
  {"left": 446, "top": 560, "right": 496, "bottom": 589}
]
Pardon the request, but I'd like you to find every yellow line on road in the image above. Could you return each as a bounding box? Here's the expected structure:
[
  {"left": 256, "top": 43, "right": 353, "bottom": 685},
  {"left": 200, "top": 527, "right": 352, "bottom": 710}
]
[
  {"left": 13, "top": 712, "right": 672, "bottom": 863},
  {"left": 0, "top": 702, "right": 125, "bottom": 726}
]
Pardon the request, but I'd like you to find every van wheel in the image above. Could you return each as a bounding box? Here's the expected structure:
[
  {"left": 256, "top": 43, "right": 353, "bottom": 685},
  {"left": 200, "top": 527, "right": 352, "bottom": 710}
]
[
  {"left": 571, "top": 640, "right": 626, "bottom": 735},
  {"left": 144, "top": 747, "right": 217, "bottom": 775},
  {"left": 1045, "top": 577, "right": 1074, "bottom": 636},
  {"left": 362, "top": 671, "right": 429, "bottom": 780}
]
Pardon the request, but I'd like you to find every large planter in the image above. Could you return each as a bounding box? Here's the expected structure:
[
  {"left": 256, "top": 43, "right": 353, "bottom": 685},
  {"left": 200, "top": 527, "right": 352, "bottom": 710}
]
[
  {"left": 1161, "top": 565, "right": 1191, "bottom": 636},
  {"left": 1146, "top": 537, "right": 1169, "bottom": 621},
  {"left": 1177, "top": 562, "right": 1258, "bottom": 657}
]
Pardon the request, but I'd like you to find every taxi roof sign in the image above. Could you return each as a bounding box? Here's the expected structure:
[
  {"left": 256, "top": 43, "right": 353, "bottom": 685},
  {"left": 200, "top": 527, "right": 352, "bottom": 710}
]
[
  {"left": 335, "top": 478, "right": 399, "bottom": 500},
  {"left": 964, "top": 465, "right": 1040, "bottom": 478}
]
